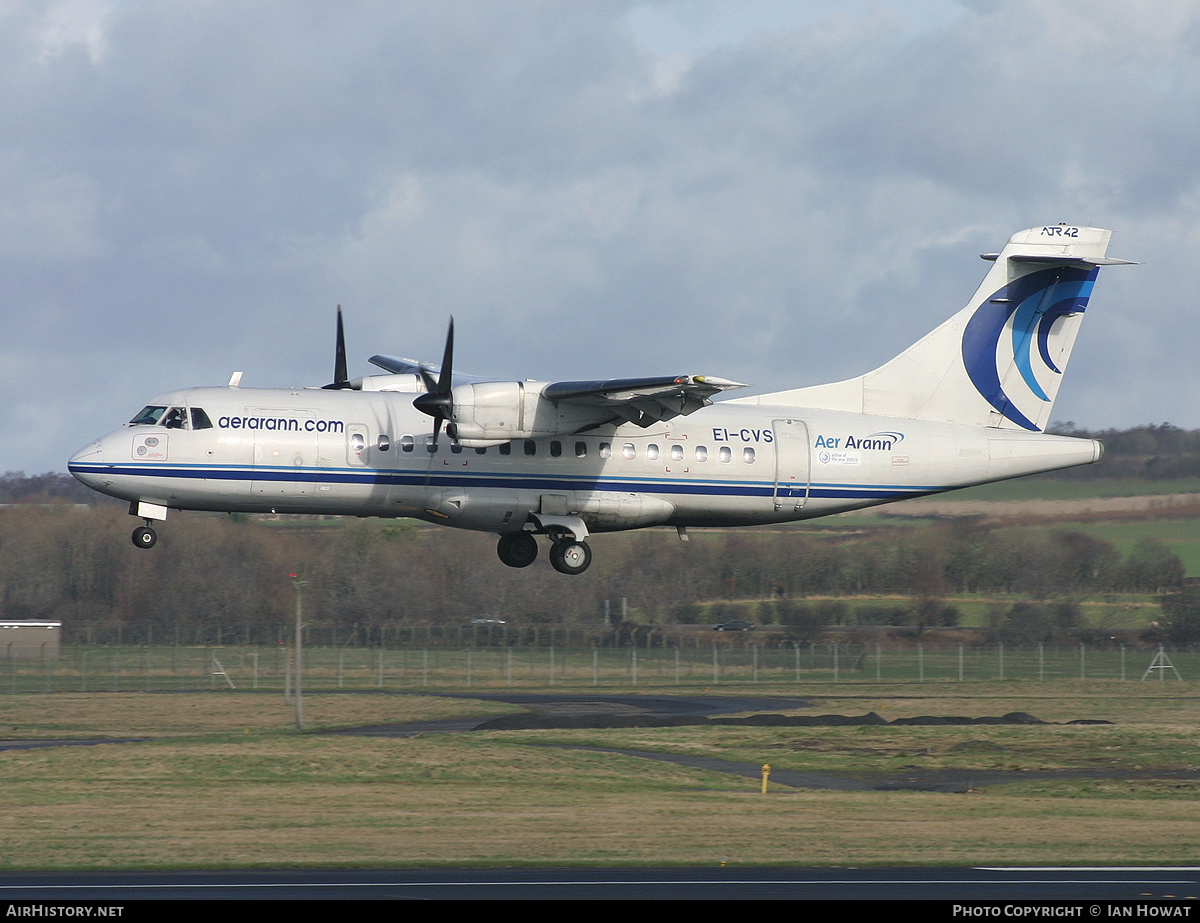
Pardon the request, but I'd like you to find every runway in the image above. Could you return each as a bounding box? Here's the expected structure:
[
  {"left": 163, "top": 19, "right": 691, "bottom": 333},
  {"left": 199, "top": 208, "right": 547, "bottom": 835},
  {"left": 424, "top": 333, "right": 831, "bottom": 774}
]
[{"left": 1, "top": 866, "right": 1197, "bottom": 901}]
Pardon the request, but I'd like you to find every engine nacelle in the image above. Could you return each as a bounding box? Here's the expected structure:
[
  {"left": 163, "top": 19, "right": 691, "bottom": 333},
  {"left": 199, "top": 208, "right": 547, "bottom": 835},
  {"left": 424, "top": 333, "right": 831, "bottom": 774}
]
[
  {"left": 449, "top": 381, "right": 598, "bottom": 447},
  {"left": 356, "top": 373, "right": 426, "bottom": 393}
]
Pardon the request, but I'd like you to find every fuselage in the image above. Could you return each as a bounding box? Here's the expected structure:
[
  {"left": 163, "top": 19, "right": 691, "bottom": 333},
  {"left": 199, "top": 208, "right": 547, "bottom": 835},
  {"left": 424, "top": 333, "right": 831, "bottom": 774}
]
[
  {"left": 68, "top": 383, "right": 1102, "bottom": 535},
  {"left": 65, "top": 224, "right": 1126, "bottom": 575}
]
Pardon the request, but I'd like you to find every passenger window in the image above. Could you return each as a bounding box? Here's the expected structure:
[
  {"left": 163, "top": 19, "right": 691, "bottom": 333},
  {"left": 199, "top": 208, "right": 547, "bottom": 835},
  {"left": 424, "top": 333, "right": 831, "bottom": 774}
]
[
  {"left": 622, "top": 443, "right": 635, "bottom": 460},
  {"left": 450, "top": 443, "right": 462, "bottom": 454},
  {"left": 190, "top": 408, "right": 213, "bottom": 430},
  {"left": 475, "top": 447, "right": 487, "bottom": 455},
  {"left": 499, "top": 443, "right": 511, "bottom": 455},
  {"left": 524, "top": 440, "right": 536, "bottom": 456},
  {"left": 719, "top": 446, "right": 732, "bottom": 463},
  {"left": 695, "top": 446, "right": 708, "bottom": 462},
  {"left": 599, "top": 443, "right": 611, "bottom": 459},
  {"left": 425, "top": 435, "right": 436, "bottom": 453},
  {"left": 670, "top": 445, "right": 684, "bottom": 462},
  {"left": 550, "top": 441, "right": 562, "bottom": 457},
  {"left": 400, "top": 435, "right": 414, "bottom": 453},
  {"left": 575, "top": 442, "right": 587, "bottom": 458},
  {"left": 743, "top": 447, "right": 755, "bottom": 464},
  {"left": 377, "top": 435, "right": 391, "bottom": 452},
  {"left": 647, "top": 444, "right": 660, "bottom": 461}
]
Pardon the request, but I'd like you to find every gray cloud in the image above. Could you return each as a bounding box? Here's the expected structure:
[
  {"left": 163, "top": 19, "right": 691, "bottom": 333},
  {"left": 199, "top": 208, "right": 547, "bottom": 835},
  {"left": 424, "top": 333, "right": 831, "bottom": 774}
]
[{"left": 2, "top": 0, "right": 1198, "bottom": 474}]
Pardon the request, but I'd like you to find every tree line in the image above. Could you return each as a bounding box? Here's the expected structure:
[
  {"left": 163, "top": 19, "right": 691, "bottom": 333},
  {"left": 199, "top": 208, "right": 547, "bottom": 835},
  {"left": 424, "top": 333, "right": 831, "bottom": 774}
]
[
  {"left": 1047, "top": 422, "right": 1200, "bottom": 480},
  {"left": 0, "top": 502, "right": 1184, "bottom": 638}
]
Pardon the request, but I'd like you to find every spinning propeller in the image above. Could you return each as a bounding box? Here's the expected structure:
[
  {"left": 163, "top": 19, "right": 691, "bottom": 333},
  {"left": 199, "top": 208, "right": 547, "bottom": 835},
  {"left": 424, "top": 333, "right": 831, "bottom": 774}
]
[
  {"left": 412, "top": 317, "right": 455, "bottom": 446},
  {"left": 317, "top": 308, "right": 457, "bottom": 446}
]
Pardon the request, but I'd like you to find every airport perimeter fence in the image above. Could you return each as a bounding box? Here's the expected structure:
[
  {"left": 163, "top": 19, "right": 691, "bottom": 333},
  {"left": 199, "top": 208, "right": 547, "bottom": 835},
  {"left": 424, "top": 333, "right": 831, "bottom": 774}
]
[{"left": 1, "top": 639, "right": 1197, "bottom": 693}]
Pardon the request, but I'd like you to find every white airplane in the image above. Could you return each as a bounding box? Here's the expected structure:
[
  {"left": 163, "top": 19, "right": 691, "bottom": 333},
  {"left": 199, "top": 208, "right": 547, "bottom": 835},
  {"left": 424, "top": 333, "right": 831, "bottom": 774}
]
[{"left": 69, "top": 225, "right": 1132, "bottom": 575}]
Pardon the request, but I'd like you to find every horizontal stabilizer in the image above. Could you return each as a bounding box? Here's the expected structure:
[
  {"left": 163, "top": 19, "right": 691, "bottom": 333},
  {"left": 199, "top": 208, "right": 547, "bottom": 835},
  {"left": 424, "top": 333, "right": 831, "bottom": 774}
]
[{"left": 984, "top": 253, "right": 1137, "bottom": 267}]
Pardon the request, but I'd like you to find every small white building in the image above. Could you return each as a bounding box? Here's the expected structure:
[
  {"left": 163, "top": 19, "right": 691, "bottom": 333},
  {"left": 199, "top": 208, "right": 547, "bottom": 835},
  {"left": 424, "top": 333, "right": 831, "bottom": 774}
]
[{"left": 0, "top": 621, "right": 61, "bottom": 660}]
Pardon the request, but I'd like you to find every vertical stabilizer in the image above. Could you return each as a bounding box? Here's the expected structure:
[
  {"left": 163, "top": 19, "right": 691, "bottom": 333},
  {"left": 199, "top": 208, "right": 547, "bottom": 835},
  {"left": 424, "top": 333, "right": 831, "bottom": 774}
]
[{"left": 737, "top": 225, "right": 1133, "bottom": 431}]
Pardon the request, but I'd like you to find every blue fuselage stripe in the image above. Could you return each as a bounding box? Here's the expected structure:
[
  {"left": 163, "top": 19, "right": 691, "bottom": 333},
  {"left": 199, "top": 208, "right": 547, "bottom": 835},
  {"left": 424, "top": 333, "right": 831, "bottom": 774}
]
[{"left": 67, "top": 461, "right": 946, "bottom": 502}]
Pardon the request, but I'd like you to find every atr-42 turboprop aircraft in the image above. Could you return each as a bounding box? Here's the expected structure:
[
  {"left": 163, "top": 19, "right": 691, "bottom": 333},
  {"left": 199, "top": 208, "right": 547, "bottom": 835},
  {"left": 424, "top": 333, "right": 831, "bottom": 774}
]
[{"left": 69, "top": 225, "right": 1132, "bottom": 575}]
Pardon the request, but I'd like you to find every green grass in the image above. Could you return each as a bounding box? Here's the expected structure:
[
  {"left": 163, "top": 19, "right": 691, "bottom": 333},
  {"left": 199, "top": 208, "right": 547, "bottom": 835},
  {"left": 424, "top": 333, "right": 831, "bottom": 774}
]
[
  {"left": 2, "top": 684, "right": 1200, "bottom": 869},
  {"left": 1013, "top": 518, "right": 1200, "bottom": 576}
]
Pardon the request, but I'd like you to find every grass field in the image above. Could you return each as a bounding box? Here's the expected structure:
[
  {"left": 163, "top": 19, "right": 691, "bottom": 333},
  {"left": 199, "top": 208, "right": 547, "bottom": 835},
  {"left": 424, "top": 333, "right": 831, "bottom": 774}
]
[
  {"left": 1018, "top": 518, "right": 1200, "bottom": 577},
  {"left": 2, "top": 684, "right": 1200, "bottom": 869},
  {"left": 4, "top": 479, "right": 1199, "bottom": 870}
]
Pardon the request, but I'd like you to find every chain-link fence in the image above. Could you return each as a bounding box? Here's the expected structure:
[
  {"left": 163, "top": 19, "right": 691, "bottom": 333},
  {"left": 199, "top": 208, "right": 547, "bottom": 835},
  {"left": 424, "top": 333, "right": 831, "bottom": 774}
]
[{"left": 1, "top": 639, "right": 1193, "bottom": 693}]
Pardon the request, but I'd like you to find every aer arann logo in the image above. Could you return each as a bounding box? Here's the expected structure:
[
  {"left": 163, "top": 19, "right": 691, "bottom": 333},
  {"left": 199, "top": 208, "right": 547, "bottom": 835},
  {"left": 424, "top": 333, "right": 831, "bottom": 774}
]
[
  {"left": 814, "top": 431, "right": 904, "bottom": 451},
  {"left": 961, "top": 265, "right": 1097, "bottom": 430}
]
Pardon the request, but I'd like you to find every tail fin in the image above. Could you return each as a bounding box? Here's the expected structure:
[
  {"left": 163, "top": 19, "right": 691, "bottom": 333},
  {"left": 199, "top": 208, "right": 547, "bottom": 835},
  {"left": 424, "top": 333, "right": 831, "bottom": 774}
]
[{"left": 740, "top": 225, "right": 1133, "bottom": 431}]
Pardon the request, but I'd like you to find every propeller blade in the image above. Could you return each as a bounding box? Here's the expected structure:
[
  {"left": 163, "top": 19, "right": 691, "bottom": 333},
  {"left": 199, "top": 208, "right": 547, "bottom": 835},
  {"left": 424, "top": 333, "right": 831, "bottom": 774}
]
[
  {"left": 413, "top": 317, "right": 455, "bottom": 445},
  {"left": 322, "top": 305, "right": 351, "bottom": 390},
  {"left": 437, "top": 317, "right": 454, "bottom": 395}
]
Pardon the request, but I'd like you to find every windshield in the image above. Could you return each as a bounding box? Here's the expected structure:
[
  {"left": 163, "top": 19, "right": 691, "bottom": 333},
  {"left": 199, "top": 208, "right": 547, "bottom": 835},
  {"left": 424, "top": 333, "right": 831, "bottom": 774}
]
[
  {"left": 127, "top": 405, "right": 212, "bottom": 429},
  {"left": 128, "top": 406, "right": 167, "bottom": 426}
]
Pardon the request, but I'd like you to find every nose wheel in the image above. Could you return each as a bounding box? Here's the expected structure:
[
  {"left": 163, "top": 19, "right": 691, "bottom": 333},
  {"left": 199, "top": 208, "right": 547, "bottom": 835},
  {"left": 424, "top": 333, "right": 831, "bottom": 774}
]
[
  {"left": 132, "top": 524, "right": 157, "bottom": 549},
  {"left": 549, "top": 538, "right": 592, "bottom": 575}
]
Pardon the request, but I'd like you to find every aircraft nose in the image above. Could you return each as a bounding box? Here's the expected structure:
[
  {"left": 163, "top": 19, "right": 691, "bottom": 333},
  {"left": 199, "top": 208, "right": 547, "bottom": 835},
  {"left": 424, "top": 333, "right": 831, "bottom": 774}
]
[{"left": 67, "top": 441, "right": 104, "bottom": 483}]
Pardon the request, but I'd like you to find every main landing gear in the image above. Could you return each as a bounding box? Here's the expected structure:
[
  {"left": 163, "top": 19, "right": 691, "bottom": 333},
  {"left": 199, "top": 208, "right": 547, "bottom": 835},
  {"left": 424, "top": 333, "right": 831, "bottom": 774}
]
[
  {"left": 496, "top": 531, "right": 538, "bottom": 568},
  {"left": 548, "top": 538, "right": 592, "bottom": 575},
  {"left": 495, "top": 531, "right": 593, "bottom": 575}
]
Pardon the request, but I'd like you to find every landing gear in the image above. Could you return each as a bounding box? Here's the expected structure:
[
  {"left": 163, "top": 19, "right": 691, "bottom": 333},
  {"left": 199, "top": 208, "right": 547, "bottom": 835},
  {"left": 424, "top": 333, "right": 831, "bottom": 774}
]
[
  {"left": 496, "top": 532, "right": 538, "bottom": 568},
  {"left": 549, "top": 538, "right": 592, "bottom": 575},
  {"left": 499, "top": 515, "right": 593, "bottom": 575},
  {"left": 131, "top": 525, "right": 157, "bottom": 549},
  {"left": 128, "top": 502, "right": 167, "bottom": 550}
]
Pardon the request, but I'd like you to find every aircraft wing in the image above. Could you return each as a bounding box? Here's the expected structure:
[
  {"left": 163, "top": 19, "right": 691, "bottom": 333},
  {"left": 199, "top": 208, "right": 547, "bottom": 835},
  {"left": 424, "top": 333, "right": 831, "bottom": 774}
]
[
  {"left": 369, "top": 355, "right": 495, "bottom": 388},
  {"left": 369, "top": 354, "right": 424, "bottom": 376},
  {"left": 543, "top": 375, "right": 746, "bottom": 427}
]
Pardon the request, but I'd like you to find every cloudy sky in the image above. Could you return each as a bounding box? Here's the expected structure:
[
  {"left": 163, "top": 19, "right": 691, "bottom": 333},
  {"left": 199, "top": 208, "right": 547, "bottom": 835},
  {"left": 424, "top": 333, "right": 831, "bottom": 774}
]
[{"left": 3, "top": 0, "right": 1198, "bottom": 474}]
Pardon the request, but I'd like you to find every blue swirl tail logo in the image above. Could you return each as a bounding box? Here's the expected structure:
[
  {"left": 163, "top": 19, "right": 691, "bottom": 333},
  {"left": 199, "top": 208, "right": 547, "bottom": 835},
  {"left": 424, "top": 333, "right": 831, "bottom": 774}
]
[{"left": 961, "top": 266, "right": 1097, "bottom": 430}]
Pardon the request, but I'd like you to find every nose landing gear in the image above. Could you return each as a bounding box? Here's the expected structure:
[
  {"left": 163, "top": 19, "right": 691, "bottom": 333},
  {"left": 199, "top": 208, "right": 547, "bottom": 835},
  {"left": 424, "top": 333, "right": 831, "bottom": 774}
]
[
  {"left": 128, "top": 501, "right": 168, "bottom": 550},
  {"left": 132, "top": 524, "right": 157, "bottom": 549}
]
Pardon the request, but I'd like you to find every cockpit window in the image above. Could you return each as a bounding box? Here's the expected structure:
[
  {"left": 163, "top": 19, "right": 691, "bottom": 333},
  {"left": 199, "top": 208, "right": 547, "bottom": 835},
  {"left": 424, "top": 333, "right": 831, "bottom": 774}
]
[
  {"left": 128, "top": 406, "right": 167, "bottom": 426},
  {"left": 129, "top": 405, "right": 211, "bottom": 429}
]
